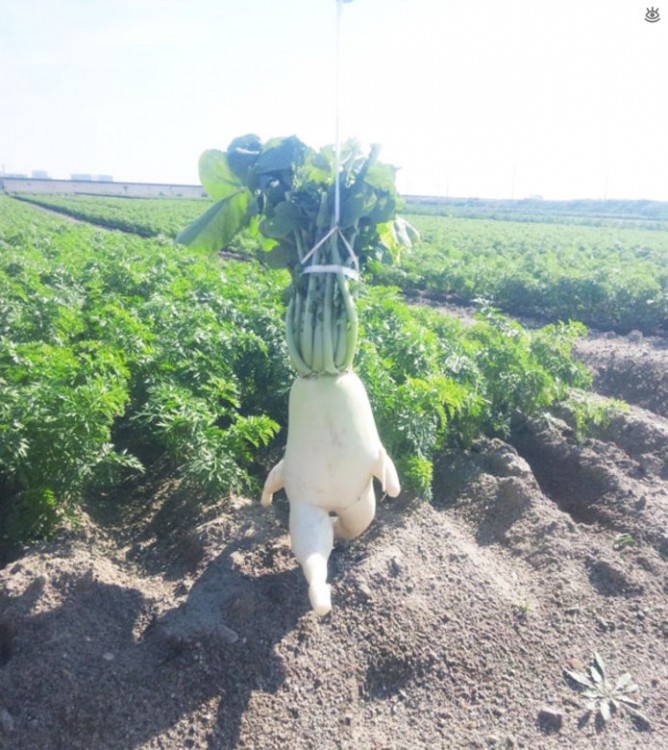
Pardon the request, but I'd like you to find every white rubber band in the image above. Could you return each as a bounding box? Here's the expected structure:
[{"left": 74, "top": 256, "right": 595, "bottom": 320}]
[{"left": 302, "top": 264, "right": 360, "bottom": 281}]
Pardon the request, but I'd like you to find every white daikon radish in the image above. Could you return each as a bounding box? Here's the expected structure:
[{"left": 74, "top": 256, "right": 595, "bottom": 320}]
[
  {"left": 262, "top": 372, "right": 400, "bottom": 615},
  {"left": 178, "top": 137, "right": 414, "bottom": 616}
]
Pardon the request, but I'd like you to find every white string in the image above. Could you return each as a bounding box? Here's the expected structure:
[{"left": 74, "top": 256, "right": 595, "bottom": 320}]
[
  {"left": 302, "top": 265, "right": 360, "bottom": 281},
  {"left": 300, "top": 1, "right": 359, "bottom": 281},
  {"left": 334, "top": 0, "right": 343, "bottom": 226},
  {"left": 301, "top": 225, "right": 337, "bottom": 264},
  {"left": 301, "top": 225, "right": 359, "bottom": 270}
]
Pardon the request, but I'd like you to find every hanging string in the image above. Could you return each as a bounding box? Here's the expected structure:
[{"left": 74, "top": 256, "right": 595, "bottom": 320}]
[
  {"left": 334, "top": 0, "right": 344, "bottom": 226},
  {"left": 300, "top": 0, "right": 359, "bottom": 281}
]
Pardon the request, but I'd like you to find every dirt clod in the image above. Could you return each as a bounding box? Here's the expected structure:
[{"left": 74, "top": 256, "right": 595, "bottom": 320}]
[{"left": 537, "top": 707, "right": 563, "bottom": 734}]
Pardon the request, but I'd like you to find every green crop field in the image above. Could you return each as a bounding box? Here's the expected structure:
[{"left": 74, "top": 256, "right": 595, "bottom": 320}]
[
  {"left": 13, "top": 193, "right": 210, "bottom": 238},
  {"left": 375, "top": 210, "right": 668, "bottom": 334},
  {"left": 16, "top": 192, "right": 668, "bottom": 334},
  {"left": 0, "top": 194, "right": 593, "bottom": 546},
  {"left": 405, "top": 196, "right": 668, "bottom": 228}
]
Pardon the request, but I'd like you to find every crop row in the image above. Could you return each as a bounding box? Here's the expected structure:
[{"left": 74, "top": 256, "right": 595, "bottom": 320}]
[
  {"left": 374, "top": 213, "right": 668, "bottom": 334},
  {"left": 17, "top": 194, "right": 668, "bottom": 334},
  {"left": 13, "top": 194, "right": 208, "bottom": 238},
  {"left": 406, "top": 197, "right": 668, "bottom": 229},
  {"left": 0, "top": 196, "right": 590, "bottom": 547}
]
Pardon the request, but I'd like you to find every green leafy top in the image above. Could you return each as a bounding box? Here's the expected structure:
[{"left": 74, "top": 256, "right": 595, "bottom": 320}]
[{"left": 177, "top": 134, "right": 417, "bottom": 273}]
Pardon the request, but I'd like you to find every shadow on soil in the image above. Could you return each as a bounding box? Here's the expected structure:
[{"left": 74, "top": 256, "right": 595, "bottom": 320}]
[{"left": 0, "top": 535, "right": 307, "bottom": 750}]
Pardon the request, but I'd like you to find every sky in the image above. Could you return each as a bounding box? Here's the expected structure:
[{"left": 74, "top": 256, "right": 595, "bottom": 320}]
[{"left": 1, "top": 0, "right": 667, "bottom": 201}]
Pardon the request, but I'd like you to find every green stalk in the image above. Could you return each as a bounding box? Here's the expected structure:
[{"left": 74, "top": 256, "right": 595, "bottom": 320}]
[
  {"left": 328, "top": 228, "right": 359, "bottom": 371},
  {"left": 334, "top": 276, "right": 347, "bottom": 368},
  {"left": 322, "top": 268, "right": 336, "bottom": 374},
  {"left": 294, "top": 230, "right": 306, "bottom": 262},
  {"left": 293, "top": 289, "right": 304, "bottom": 361},
  {"left": 290, "top": 221, "right": 362, "bottom": 376},
  {"left": 312, "top": 311, "right": 324, "bottom": 372},
  {"left": 300, "top": 274, "right": 314, "bottom": 369},
  {"left": 316, "top": 193, "right": 329, "bottom": 232},
  {"left": 340, "top": 275, "right": 358, "bottom": 370},
  {"left": 285, "top": 297, "right": 310, "bottom": 376}
]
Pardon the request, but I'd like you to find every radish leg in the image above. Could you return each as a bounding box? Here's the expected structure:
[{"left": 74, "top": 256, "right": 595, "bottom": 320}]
[
  {"left": 375, "top": 447, "right": 401, "bottom": 497},
  {"left": 289, "top": 501, "right": 333, "bottom": 616},
  {"left": 261, "top": 459, "right": 285, "bottom": 507},
  {"left": 333, "top": 479, "right": 376, "bottom": 541}
]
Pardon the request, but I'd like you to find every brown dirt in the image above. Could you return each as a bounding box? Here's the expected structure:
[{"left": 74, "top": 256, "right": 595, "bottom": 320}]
[
  {"left": 573, "top": 331, "right": 668, "bottom": 418},
  {"left": 2, "top": 316, "right": 668, "bottom": 749}
]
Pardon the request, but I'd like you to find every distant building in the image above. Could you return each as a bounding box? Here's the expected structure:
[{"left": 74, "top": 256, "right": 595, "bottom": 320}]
[
  {"left": 2, "top": 176, "right": 206, "bottom": 198},
  {"left": 68, "top": 173, "right": 113, "bottom": 182},
  {"left": 31, "top": 170, "right": 50, "bottom": 179}
]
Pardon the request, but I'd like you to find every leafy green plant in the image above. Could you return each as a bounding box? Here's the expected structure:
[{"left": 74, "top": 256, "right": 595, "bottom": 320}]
[
  {"left": 563, "top": 390, "right": 627, "bottom": 442},
  {"left": 0, "top": 195, "right": 598, "bottom": 550},
  {"left": 135, "top": 380, "right": 278, "bottom": 496},
  {"left": 178, "top": 134, "right": 417, "bottom": 376},
  {"left": 565, "top": 653, "right": 647, "bottom": 725},
  {"left": 0, "top": 198, "right": 289, "bottom": 545},
  {"left": 356, "top": 291, "right": 587, "bottom": 495},
  {"left": 355, "top": 290, "right": 479, "bottom": 497},
  {"left": 612, "top": 532, "right": 636, "bottom": 551},
  {"left": 462, "top": 306, "right": 591, "bottom": 435},
  {"left": 15, "top": 194, "right": 210, "bottom": 239},
  {"left": 0, "top": 340, "right": 141, "bottom": 541},
  {"left": 371, "top": 211, "right": 668, "bottom": 334}
]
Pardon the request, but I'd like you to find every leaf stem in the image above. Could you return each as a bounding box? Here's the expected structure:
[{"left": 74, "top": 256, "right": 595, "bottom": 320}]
[
  {"left": 322, "top": 239, "right": 337, "bottom": 373},
  {"left": 285, "top": 298, "right": 310, "bottom": 376}
]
